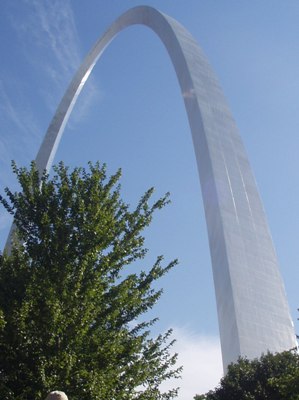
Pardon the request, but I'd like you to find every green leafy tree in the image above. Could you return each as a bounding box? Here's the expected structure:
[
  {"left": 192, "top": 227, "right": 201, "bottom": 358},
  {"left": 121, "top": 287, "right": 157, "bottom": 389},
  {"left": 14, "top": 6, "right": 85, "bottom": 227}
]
[
  {"left": 193, "top": 395, "right": 207, "bottom": 400},
  {"left": 0, "top": 161, "right": 181, "bottom": 400},
  {"left": 194, "top": 350, "right": 299, "bottom": 400}
]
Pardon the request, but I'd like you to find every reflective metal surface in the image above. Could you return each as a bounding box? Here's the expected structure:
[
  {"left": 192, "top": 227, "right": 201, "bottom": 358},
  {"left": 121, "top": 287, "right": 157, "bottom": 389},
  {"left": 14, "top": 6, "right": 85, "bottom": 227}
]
[{"left": 5, "top": 6, "right": 296, "bottom": 370}]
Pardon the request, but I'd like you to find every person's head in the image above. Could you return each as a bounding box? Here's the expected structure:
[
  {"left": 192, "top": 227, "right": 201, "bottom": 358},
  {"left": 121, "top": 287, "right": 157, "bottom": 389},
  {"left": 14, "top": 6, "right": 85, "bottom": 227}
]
[{"left": 45, "top": 391, "right": 68, "bottom": 400}]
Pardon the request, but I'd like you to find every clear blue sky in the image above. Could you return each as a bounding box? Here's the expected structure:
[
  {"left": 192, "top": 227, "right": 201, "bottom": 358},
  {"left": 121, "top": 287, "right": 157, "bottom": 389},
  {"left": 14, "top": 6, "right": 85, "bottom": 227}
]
[{"left": 0, "top": 0, "right": 299, "bottom": 397}]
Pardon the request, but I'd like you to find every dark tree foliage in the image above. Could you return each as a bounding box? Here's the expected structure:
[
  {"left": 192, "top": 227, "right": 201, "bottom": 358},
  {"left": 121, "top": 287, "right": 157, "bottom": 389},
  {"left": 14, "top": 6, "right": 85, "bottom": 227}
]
[
  {"left": 0, "top": 161, "right": 181, "bottom": 400},
  {"left": 194, "top": 350, "right": 299, "bottom": 400}
]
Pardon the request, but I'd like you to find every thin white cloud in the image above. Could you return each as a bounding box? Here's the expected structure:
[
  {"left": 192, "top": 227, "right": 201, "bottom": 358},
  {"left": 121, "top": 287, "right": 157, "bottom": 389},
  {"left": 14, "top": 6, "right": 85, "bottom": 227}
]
[
  {"left": 8, "top": 0, "right": 101, "bottom": 118},
  {"left": 160, "top": 328, "right": 223, "bottom": 400},
  {"left": 30, "top": 0, "right": 81, "bottom": 78},
  {"left": 0, "top": 0, "right": 102, "bottom": 183},
  {"left": 9, "top": 0, "right": 80, "bottom": 82},
  {"left": 0, "top": 81, "right": 35, "bottom": 136},
  {"left": 0, "top": 81, "right": 41, "bottom": 167},
  {"left": 28, "top": 0, "right": 102, "bottom": 121}
]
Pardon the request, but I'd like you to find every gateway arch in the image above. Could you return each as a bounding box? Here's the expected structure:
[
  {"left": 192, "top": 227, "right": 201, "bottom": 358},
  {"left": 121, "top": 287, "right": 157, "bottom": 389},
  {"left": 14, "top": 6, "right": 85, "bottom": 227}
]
[{"left": 6, "top": 6, "right": 296, "bottom": 370}]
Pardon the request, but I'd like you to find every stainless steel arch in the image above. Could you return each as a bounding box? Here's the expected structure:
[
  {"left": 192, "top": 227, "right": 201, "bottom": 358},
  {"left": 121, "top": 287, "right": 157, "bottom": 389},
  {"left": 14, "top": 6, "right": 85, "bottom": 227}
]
[{"left": 6, "top": 6, "right": 296, "bottom": 370}]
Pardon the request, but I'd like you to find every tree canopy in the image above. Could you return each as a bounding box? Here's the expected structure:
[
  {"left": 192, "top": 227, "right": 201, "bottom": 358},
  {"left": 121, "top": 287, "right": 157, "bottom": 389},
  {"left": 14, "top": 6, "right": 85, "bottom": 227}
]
[
  {"left": 0, "top": 161, "right": 181, "bottom": 400},
  {"left": 194, "top": 350, "right": 299, "bottom": 400}
]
